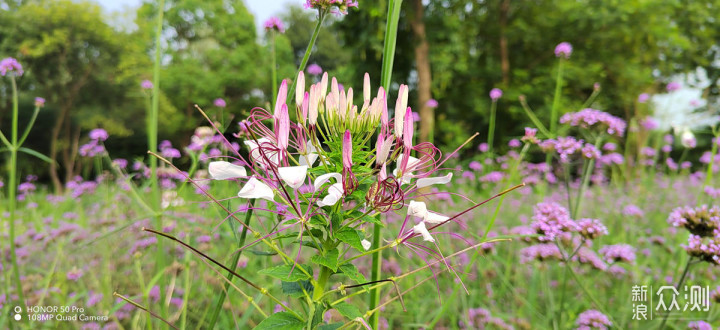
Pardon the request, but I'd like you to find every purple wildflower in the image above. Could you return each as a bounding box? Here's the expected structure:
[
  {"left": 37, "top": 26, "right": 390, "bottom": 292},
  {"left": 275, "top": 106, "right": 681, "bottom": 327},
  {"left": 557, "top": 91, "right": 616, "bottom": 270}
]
[
  {"left": 66, "top": 268, "right": 84, "bottom": 281},
  {"left": 622, "top": 205, "right": 644, "bottom": 217},
  {"left": 426, "top": 98, "right": 438, "bottom": 108},
  {"left": 666, "top": 81, "right": 681, "bottom": 92},
  {"left": 469, "top": 161, "right": 483, "bottom": 171},
  {"left": 89, "top": 128, "right": 109, "bottom": 142},
  {"left": 478, "top": 142, "right": 489, "bottom": 152},
  {"left": 264, "top": 16, "right": 285, "bottom": 33},
  {"left": 637, "top": 93, "right": 650, "bottom": 103},
  {"left": 668, "top": 205, "right": 720, "bottom": 237},
  {"left": 575, "top": 309, "right": 611, "bottom": 329},
  {"left": 531, "top": 202, "right": 578, "bottom": 241},
  {"left": 0, "top": 57, "right": 23, "bottom": 76},
  {"left": 559, "top": 108, "right": 626, "bottom": 137},
  {"left": 522, "top": 127, "right": 539, "bottom": 144},
  {"left": 508, "top": 139, "right": 521, "bottom": 148},
  {"left": 489, "top": 88, "right": 502, "bottom": 101},
  {"left": 35, "top": 97, "right": 45, "bottom": 107},
  {"left": 599, "top": 244, "right": 636, "bottom": 264},
  {"left": 306, "top": 63, "right": 323, "bottom": 75},
  {"left": 213, "top": 98, "right": 226, "bottom": 108},
  {"left": 576, "top": 218, "right": 608, "bottom": 240},
  {"left": 304, "top": 0, "right": 358, "bottom": 14},
  {"left": 688, "top": 321, "right": 713, "bottom": 330},
  {"left": 141, "top": 80, "right": 153, "bottom": 90},
  {"left": 520, "top": 244, "right": 563, "bottom": 263},
  {"left": 554, "top": 42, "right": 573, "bottom": 58}
]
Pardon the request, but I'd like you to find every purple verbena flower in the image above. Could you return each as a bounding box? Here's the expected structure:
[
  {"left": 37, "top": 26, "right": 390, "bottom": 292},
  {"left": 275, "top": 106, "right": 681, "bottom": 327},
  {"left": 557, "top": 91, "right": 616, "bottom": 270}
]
[
  {"left": 34, "top": 97, "right": 45, "bottom": 107},
  {"left": 575, "top": 309, "right": 611, "bottom": 329},
  {"left": 599, "top": 244, "right": 636, "bottom": 264},
  {"left": 141, "top": 80, "right": 153, "bottom": 90},
  {"left": 637, "top": 93, "right": 650, "bottom": 103},
  {"left": 89, "top": 128, "right": 109, "bottom": 142},
  {"left": 489, "top": 88, "right": 502, "bottom": 101},
  {"left": 213, "top": 98, "right": 226, "bottom": 108},
  {"left": 264, "top": 16, "right": 285, "bottom": 33},
  {"left": 0, "top": 57, "right": 23, "bottom": 76},
  {"left": 306, "top": 63, "right": 323, "bottom": 75},
  {"left": 666, "top": 81, "right": 681, "bottom": 92},
  {"left": 554, "top": 42, "right": 573, "bottom": 58},
  {"left": 559, "top": 108, "right": 626, "bottom": 137}
]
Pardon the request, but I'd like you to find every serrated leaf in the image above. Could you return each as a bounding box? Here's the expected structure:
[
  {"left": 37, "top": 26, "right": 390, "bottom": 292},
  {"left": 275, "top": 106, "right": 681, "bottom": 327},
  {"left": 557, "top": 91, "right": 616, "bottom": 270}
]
[
  {"left": 259, "top": 264, "right": 311, "bottom": 282},
  {"left": 254, "top": 312, "right": 304, "bottom": 330},
  {"left": 310, "top": 248, "right": 340, "bottom": 272},
  {"left": 334, "top": 302, "right": 363, "bottom": 320},
  {"left": 335, "top": 227, "right": 364, "bottom": 252},
  {"left": 338, "top": 264, "right": 367, "bottom": 284}
]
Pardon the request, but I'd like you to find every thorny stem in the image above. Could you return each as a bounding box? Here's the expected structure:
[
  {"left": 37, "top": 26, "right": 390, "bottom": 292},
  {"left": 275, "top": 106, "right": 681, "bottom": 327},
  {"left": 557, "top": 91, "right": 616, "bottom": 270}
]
[{"left": 658, "top": 257, "right": 694, "bottom": 330}]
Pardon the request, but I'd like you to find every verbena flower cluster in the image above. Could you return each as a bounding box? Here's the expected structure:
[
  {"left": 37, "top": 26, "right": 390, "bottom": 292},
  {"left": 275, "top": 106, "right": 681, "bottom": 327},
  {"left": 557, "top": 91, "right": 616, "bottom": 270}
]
[
  {"left": 559, "top": 108, "right": 627, "bottom": 137},
  {"left": 668, "top": 205, "right": 720, "bottom": 265},
  {"left": 575, "top": 309, "right": 612, "bottom": 330},
  {"left": 530, "top": 202, "right": 606, "bottom": 242}
]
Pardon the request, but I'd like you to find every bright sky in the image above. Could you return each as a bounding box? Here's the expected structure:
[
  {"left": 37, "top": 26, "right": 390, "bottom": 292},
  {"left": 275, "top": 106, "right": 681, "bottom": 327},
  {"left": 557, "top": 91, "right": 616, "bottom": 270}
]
[{"left": 93, "top": 0, "right": 302, "bottom": 30}]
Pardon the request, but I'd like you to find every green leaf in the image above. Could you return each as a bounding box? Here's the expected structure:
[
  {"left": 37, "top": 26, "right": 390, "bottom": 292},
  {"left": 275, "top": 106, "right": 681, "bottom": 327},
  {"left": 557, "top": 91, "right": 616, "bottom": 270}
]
[
  {"left": 254, "top": 312, "right": 304, "bottom": 330},
  {"left": 318, "top": 323, "right": 343, "bottom": 330},
  {"left": 248, "top": 250, "right": 278, "bottom": 256},
  {"left": 334, "top": 302, "right": 363, "bottom": 320},
  {"left": 281, "top": 280, "right": 314, "bottom": 298},
  {"left": 338, "top": 264, "right": 367, "bottom": 284},
  {"left": 310, "top": 248, "right": 340, "bottom": 272},
  {"left": 18, "top": 147, "right": 53, "bottom": 164},
  {"left": 335, "top": 227, "right": 364, "bottom": 252},
  {"left": 258, "top": 264, "right": 311, "bottom": 282}
]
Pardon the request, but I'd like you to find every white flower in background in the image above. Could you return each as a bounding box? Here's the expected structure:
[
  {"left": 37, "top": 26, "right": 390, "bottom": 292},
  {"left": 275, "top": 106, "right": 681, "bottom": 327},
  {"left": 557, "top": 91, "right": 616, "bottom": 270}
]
[
  {"left": 208, "top": 161, "right": 247, "bottom": 180},
  {"left": 651, "top": 78, "right": 718, "bottom": 132},
  {"left": 680, "top": 130, "right": 697, "bottom": 149}
]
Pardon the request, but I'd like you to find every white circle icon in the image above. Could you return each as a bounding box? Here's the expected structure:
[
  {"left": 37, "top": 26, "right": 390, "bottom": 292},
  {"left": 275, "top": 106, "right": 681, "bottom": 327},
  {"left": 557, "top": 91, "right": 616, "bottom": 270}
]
[
  {"left": 14, "top": 314, "right": 21, "bottom": 321},
  {"left": 14, "top": 306, "right": 21, "bottom": 313}
]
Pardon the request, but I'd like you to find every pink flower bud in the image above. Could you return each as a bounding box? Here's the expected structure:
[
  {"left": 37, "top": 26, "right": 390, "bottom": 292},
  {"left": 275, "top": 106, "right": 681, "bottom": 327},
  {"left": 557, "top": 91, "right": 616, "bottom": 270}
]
[
  {"left": 274, "top": 79, "right": 288, "bottom": 118},
  {"left": 277, "top": 104, "right": 290, "bottom": 150},
  {"left": 403, "top": 107, "right": 413, "bottom": 148},
  {"left": 342, "top": 130, "right": 352, "bottom": 168}
]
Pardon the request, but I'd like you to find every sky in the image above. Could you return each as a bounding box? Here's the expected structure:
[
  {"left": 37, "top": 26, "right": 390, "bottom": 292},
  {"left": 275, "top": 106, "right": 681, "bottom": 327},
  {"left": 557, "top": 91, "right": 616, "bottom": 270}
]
[{"left": 94, "top": 0, "right": 302, "bottom": 30}]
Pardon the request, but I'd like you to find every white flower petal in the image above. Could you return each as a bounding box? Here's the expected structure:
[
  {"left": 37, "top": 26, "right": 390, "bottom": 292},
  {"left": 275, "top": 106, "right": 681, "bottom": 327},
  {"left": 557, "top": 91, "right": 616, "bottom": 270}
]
[
  {"left": 237, "top": 177, "right": 274, "bottom": 201},
  {"left": 278, "top": 165, "right": 308, "bottom": 189},
  {"left": 313, "top": 172, "right": 342, "bottom": 191},
  {"left": 317, "top": 183, "right": 344, "bottom": 207},
  {"left": 208, "top": 161, "right": 247, "bottom": 180},
  {"left": 416, "top": 173, "right": 453, "bottom": 188},
  {"left": 407, "top": 200, "right": 428, "bottom": 219},
  {"left": 424, "top": 211, "right": 450, "bottom": 224},
  {"left": 361, "top": 239, "right": 371, "bottom": 251},
  {"left": 413, "top": 222, "right": 435, "bottom": 242},
  {"left": 299, "top": 141, "right": 319, "bottom": 167}
]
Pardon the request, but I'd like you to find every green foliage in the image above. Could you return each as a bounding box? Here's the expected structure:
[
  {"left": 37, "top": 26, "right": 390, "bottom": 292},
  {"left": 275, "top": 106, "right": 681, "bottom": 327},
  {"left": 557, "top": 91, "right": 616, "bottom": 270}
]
[
  {"left": 253, "top": 312, "right": 304, "bottom": 330},
  {"left": 310, "top": 248, "right": 340, "bottom": 272},
  {"left": 258, "top": 264, "right": 312, "bottom": 282}
]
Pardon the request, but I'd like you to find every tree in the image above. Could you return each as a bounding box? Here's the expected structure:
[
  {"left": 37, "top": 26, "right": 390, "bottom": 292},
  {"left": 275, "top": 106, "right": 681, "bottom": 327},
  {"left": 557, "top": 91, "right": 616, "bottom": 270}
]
[{"left": 0, "top": 0, "right": 136, "bottom": 191}]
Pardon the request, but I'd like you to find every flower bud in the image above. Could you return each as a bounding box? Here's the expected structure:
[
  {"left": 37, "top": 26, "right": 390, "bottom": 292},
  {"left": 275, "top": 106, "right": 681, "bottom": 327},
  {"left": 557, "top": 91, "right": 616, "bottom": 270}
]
[{"left": 296, "top": 71, "right": 305, "bottom": 107}]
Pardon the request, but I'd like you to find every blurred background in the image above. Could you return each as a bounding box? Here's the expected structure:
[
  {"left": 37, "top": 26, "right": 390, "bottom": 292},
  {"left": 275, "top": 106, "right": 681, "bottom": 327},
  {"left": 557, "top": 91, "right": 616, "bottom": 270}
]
[{"left": 1, "top": 0, "right": 719, "bottom": 191}]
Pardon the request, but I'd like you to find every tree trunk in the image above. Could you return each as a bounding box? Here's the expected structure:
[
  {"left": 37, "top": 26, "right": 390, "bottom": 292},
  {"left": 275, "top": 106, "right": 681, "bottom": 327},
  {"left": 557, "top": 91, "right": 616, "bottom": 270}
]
[
  {"left": 499, "top": 0, "right": 510, "bottom": 85},
  {"left": 411, "top": 0, "right": 433, "bottom": 144},
  {"left": 49, "top": 105, "right": 69, "bottom": 192}
]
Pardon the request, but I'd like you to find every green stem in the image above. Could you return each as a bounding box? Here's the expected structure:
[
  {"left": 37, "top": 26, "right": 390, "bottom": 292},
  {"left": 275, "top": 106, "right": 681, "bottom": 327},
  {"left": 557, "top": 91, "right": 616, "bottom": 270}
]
[
  {"left": 207, "top": 201, "right": 255, "bottom": 328},
  {"left": 572, "top": 137, "right": 602, "bottom": 218},
  {"left": 313, "top": 266, "right": 332, "bottom": 301},
  {"left": 704, "top": 135, "right": 718, "bottom": 187},
  {"left": 369, "top": 1, "right": 403, "bottom": 327},
  {"left": 7, "top": 75, "right": 25, "bottom": 309},
  {"left": 287, "top": 10, "right": 327, "bottom": 106},
  {"left": 658, "top": 258, "right": 693, "bottom": 330},
  {"left": 368, "top": 217, "right": 383, "bottom": 329},
  {"left": 487, "top": 100, "right": 497, "bottom": 155},
  {"left": 150, "top": 0, "right": 166, "bottom": 320},
  {"left": 270, "top": 30, "right": 278, "bottom": 108},
  {"left": 546, "top": 58, "right": 564, "bottom": 166}
]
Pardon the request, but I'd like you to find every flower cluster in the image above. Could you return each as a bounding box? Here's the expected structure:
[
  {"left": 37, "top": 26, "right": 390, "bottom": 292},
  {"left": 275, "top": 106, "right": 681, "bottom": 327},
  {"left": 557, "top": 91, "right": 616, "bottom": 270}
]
[
  {"left": 554, "top": 42, "right": 572, "bottom": 59},
  {"left": 539, "top": 136, "right": 587, "bottom": 163},
  {"left": 669, "top": 205, "right": 720, "bottom": 265},
  {"left": 668, "top": 205, "right": 720, "bottom": 237},
  {"left": 559, "top": 108, "right": 626, "bottom": 137},
  {"left": 0, "top": 57, "right": 23, "bottom": 76},
  {"left": 530, "top": 202, "right": 578, "bottom": 241},
  {"left": 79, "top": 129, "right": 109, "bottom": 157},
  {"left": 576, "top": 218, "right": 609, "bottom": 240},
  {"left": 598, "top": 244, "right": 636, "bottom": 264},
  {"left": 304, "top": 0, "right": 358, "bottom": 14},
  {"left": 575, "top": 309, "right": 611, "bottom": 330},
  {"left": 264, "top": 16, "right": 285, "bottom": 33}
]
